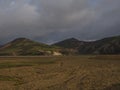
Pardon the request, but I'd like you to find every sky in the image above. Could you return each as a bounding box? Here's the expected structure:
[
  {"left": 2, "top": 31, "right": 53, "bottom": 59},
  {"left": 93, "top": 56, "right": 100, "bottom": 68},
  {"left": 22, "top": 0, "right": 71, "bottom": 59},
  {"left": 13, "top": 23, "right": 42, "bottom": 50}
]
[{"left": 0, "top": 0, "right": 120, "bottom": 44}]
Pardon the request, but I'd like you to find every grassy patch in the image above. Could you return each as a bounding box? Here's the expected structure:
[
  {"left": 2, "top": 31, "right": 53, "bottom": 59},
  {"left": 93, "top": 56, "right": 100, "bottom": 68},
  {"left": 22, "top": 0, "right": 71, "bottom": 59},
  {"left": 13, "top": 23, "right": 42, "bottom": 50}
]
[
  {"left": 0, "top": 75, "right": 25, "bottom": 85},
  {"left": 0, "top": 57, "right": 57, "bottom": 69},
  {"left": 23, "top": 59, "right": 56, "bottom": 65},
  {"left": 0, "top": 62, "right": 32, "bottom": 69}
]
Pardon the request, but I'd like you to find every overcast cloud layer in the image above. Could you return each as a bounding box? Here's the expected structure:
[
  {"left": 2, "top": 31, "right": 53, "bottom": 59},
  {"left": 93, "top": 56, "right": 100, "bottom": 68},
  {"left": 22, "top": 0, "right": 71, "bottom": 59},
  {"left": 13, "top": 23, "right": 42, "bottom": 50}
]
[{"left": 0, "top": 0, "right": 120, "bottom": 44}]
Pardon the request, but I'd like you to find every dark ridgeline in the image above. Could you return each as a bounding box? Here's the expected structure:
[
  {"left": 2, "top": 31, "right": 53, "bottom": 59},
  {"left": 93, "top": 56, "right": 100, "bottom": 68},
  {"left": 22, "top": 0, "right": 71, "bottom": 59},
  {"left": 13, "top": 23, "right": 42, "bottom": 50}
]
[{"left": 53, "top": 38, "right": 87, "bottom": 49}]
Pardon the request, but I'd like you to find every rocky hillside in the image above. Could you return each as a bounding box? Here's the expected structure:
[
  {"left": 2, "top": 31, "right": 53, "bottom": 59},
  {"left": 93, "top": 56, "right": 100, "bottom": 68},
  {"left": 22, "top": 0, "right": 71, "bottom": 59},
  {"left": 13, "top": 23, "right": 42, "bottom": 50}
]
[
  {"left": 54, "top": 36, "right": 120, "bottom": 55},
  {"left": 53, "top": 38, "right": 86, "bottom": 49}
]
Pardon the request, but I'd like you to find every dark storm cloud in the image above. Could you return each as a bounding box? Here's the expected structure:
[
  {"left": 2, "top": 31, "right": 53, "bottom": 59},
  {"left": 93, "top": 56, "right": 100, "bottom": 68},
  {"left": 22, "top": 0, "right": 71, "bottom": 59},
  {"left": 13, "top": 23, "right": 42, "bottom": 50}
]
[{"left": 0, "top": 0, "right": 120, "bottom": 44}]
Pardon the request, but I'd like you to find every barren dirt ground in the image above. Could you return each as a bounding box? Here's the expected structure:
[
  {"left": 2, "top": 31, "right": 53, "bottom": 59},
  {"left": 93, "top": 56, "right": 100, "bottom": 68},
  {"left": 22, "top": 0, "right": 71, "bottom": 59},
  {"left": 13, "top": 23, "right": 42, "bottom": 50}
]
[{"left": 0, "top": 55, "right": 120, "bottom": 90}]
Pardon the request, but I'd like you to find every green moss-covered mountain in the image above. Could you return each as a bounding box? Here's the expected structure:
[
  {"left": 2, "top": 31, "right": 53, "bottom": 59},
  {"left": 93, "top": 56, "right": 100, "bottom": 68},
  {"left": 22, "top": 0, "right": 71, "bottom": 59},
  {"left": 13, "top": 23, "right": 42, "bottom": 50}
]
[
  {"left": 0, "top": 38, "right": 60, "bottom": 56},
  {"left": 53, "top": 36, "right": 120, "bottom": 55}
]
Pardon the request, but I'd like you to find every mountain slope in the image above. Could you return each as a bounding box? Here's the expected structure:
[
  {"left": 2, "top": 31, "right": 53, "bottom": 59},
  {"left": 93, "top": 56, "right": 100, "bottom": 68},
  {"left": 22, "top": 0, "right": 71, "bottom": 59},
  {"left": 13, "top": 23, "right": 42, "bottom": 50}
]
[
  {"left": 53, "top": 36, "right": 120, "bottom": 55},
  {"left": 95, "top": 36, "right": 120, "bottom": 54},
  {"left": 0, "top": 38, "right": 59, "bottom": 56},
  {"left": 53, "top": 38, "right": 86, "bottom": 49}
]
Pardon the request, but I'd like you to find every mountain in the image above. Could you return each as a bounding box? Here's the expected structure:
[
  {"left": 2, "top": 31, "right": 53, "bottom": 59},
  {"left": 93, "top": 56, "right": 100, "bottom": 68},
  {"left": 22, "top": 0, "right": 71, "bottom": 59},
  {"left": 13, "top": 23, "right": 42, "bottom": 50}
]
[
  {"left": 53, "top": 36, "right": 120, "bottom": 55},
  {"left": 53, "top": 38, "right": 86, "bottom": 49},
  {"left": 0, "top": 35, "right": 120, "bottom": 56},
  {"left": 52, "top": 38, "right": 87, "bottom": 55},
  {"left": 90, "top": 36, "right": 120, "bottom": 54},
  {"left": 0, "top": 38, "right": 60, "bottom": 56}
]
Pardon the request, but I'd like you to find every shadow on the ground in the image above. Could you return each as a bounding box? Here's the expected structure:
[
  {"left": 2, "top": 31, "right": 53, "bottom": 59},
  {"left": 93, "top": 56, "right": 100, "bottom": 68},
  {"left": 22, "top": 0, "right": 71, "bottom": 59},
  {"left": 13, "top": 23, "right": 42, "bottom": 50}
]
[{"left": 104, "top": 83, "right": 120, "bottom": 90}]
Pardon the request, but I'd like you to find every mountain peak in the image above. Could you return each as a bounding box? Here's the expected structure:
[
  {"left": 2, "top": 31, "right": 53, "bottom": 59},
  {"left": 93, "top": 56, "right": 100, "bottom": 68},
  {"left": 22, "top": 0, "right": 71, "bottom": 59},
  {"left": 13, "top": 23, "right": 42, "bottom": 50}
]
[
  {"left": 65, "top": 38, "right": 80, "bottom": 42},
  {"left": 53, "top": 37, "right": 85, "bottom": 49},
  {"left": 11, "top": 37, "right": 30, "bottom": 43}
]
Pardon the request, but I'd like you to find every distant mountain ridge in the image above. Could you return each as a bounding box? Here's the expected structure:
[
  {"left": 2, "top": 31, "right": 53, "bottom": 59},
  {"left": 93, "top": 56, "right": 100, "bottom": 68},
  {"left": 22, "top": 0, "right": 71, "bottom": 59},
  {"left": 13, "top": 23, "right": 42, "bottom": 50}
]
[
  {"left": 0, "top": 35, "right": 120, "bottom": 56},
  {"left": 53, "top": 38, "right": 86, "bottom": 49},
  {"left": 53, "top": 36, "right": 120, "bottom": 55}
]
